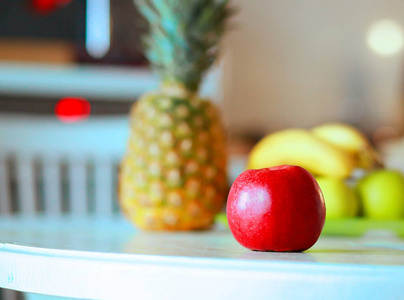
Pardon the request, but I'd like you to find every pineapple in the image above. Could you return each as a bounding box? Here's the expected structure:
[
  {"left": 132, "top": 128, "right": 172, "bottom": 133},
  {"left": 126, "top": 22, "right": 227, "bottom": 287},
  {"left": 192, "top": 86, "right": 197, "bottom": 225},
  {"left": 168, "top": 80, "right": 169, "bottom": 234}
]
[{"left": 119, "top": 0, "right": 232, "bottom": 230}]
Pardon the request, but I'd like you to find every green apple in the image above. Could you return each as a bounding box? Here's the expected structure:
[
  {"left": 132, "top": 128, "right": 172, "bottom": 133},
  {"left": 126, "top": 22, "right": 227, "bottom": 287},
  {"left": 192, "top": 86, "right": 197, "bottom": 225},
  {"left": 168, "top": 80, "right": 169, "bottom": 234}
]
[
  {"left": 356, "top": 169, "right": 404, "bottom": 219},
  {"left": 316, "top": 177, "right": 359, "bottom": 219}
]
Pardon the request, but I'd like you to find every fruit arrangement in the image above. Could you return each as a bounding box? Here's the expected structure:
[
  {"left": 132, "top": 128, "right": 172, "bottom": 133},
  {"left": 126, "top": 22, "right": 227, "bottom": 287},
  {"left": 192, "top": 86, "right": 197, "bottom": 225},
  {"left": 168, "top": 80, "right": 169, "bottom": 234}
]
[
  {"left": 117, "top": 1, "right": 403, "bottom": 243},
  {"left": 246, "top": 122, "right": 404, "bottom": 225},
  {"left": 119, "top": 0, "right": 232, "bottom": 230},
  {"left": 222, "top": 122, "right": 404, "bottom": 251}
]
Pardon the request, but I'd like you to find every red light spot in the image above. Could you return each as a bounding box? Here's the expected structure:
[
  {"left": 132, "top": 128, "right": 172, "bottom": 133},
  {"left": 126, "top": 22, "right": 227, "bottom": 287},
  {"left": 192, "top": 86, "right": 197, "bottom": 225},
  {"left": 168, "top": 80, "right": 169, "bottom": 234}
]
[
  {"left": 55, "top": 97, "right": 91, "bottom": 123},
  {"left": 31, "top": 0, "right": 73, "bottom": 14},
  {"left": 32, "top": 0, "right": 58, "bottom": 14}
]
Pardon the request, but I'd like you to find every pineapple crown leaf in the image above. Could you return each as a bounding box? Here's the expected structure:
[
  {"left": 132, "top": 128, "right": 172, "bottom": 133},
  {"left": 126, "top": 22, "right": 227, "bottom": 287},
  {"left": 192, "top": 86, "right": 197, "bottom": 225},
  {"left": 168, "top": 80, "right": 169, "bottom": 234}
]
[{"left": 134, "top": 0, "right": 233, "bottom": 92}]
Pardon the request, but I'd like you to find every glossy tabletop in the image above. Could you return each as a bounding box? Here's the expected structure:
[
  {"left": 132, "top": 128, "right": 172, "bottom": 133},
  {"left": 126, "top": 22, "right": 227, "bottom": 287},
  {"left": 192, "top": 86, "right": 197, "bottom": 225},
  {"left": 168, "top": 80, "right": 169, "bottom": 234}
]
[{"left": 0, "top": 216, "right": 403, "bottom": 299}]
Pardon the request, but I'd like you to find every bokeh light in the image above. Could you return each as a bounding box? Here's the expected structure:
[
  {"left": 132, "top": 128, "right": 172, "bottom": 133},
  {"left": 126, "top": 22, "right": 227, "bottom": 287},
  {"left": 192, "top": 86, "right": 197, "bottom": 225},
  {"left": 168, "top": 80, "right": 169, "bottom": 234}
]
[
  {"left": 55, "top": 97, "right": 91, "bottom": 123},
  {"left": 367, "top": 20, "right": 404, "bottom": 56}
]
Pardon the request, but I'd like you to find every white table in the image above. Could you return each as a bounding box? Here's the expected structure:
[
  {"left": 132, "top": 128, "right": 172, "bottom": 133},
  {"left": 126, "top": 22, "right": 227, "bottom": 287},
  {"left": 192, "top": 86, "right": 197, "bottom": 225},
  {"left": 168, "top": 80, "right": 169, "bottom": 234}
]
[{"left": 0, "top": 217, "right": 403, "bottom": 300}]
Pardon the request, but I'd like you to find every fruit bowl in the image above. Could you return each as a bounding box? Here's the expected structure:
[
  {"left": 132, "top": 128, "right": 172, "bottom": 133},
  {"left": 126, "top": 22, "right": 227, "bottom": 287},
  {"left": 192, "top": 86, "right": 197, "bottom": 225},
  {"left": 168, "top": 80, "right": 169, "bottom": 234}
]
[{"left": 322, "top": 219, "right": 404, "bottom": 237}]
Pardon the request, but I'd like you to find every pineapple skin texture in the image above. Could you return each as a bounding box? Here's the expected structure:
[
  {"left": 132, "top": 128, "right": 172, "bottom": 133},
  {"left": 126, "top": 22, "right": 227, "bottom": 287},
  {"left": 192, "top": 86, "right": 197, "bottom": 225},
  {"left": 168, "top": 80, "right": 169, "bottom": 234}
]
[{"left": 119, "top": 92, "right": 228, "bottom": 230}]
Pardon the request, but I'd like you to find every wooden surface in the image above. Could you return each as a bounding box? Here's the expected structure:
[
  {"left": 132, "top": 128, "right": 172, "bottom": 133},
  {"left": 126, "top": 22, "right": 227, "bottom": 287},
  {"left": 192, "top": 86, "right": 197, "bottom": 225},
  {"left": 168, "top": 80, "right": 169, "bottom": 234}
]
[
  {"left": 0, "top": 39, "right": 76, "bottom": 63},
  {"left": 0, "top": 216, "right": 403, "bottom": 299}
]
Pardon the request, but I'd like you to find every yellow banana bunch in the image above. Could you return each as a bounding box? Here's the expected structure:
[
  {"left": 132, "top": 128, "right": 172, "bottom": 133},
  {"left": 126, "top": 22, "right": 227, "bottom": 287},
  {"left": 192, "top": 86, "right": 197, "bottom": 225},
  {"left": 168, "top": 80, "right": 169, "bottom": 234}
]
[
  {"left": 247, "top": 123, "right": 379, "bottom": 179},
  {"left": 311, "top": 123, "right": 379, "bottom": 169},
  {"left": 247, "top": 128, "right": 355, "bottom": 178}
]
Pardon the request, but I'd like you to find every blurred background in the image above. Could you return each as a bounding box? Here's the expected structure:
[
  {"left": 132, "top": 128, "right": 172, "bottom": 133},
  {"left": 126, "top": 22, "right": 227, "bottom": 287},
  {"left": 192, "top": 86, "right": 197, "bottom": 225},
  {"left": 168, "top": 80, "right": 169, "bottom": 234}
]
[
  {"left": 222, "top": 0, "right": 404, "bottom": 144},
  {"left": 1, "top": 0, "right": 404, "bottom": 214},
  {"left": 2, "top": 0, "right": 404, "bottom": 134},
  {"left": 2, "top": 1, "right": 404, "bottom": 141}
]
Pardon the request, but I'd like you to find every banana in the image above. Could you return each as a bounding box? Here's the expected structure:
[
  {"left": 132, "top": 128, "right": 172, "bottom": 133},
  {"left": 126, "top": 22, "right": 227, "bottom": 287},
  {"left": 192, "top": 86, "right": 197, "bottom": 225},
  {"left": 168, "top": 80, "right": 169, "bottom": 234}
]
[
  {"left": 247, "top": 128, "right": 355, "bottom": 178},
  {"left": 311, "top": 123, "right": 379, "bottom": 169}
]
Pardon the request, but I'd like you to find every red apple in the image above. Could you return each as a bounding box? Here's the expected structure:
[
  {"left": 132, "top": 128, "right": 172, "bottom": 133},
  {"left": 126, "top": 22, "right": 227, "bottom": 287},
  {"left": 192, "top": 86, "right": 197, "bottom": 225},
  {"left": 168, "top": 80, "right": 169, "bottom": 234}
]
[{"left": 226, "top": 165, "right": 326, "bottom": 252}]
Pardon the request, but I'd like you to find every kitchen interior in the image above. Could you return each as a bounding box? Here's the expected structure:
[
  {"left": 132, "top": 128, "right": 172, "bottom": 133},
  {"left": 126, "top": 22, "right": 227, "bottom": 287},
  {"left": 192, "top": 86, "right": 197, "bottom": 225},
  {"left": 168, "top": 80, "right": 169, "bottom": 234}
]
[
  {"left": 0, "top": 0, "right": 404, "bottom": 299},
  {"left": 3, "top": 0, "right": 404, "bottom": 162}
]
